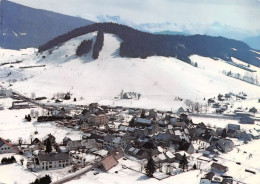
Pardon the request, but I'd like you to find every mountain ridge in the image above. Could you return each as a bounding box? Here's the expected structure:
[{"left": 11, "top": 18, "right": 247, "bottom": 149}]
[
  {"left": 38, "top": 22, "right": 260, "bottom": 67},
  {"left": 0, "top": 0, "right": 94, "bottom": 49}
]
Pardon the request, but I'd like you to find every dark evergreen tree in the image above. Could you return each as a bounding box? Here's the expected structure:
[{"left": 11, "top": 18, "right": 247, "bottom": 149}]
[
  {"left": 76, "top": 39, "right": 93, "bottom": 56},
  {"left": 45, "top": 138, "right": 52, "bottom": 153},
  {"left": 221, "top": 128, "right": 227, "bottom": 138},
  {"left": 179, "top": 154, "right": 188, "bottom": 171},
  {"left": 27, "top": 114, "right": 32, "bottom": 121},
  {"left": 30, "top": 175, "right": 51, "bottom": 184},
  {"left": 140, "top": 110, "right": 146, "bottom": 118},
  {"left": 92, "top": 30, "right": 104, "bottom": 59},
  {"left": 193, "top": 164, "right": 197, "bottom": 170},
  {"left": 145, "top": 157, "right": 156, "bottom": 177},
  {"left": 129, "top": 117, "right": 135, "bottom": 127}
]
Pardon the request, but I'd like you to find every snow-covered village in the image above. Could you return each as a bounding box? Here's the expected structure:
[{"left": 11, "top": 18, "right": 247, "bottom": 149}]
[{"left": 1, "top": 0, "right": 260, "bottom": 184}]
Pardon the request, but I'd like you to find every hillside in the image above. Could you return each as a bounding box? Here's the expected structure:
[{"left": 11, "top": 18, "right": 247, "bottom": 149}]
[
  {"left": 0, "top": 0, "right": 93, "bottom": 49},
  {"left": 243, "top": 35, "right": 260, "bottom": 50},
  {"left": 1, "top": 32, "right": 260, "bottom": 111},
  {"left": 38, "top": 23, "right": 260, "bottom": 67}
]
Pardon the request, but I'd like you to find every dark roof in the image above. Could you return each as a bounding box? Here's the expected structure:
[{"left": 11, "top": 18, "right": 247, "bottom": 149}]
[
  {"left": 205, "top": 172, "right": 215, "bottom": 180},
  {"left": 211, "top": 162, "right": 228, "bottom": 171},
  {"left": 32, "top": 138, "right": 42, "bottom": 144},
  {"left": 182, "top": 143, "right": 192, "bottom": 151},
  {"left": 38, "top": 152, "right": 70, "bottom": 162},
  {"left": 110, "top": 147, "right": 125, "bottom": 160},
  {"left": 142, "top": 141, "right": 156, "bottom": 149}
]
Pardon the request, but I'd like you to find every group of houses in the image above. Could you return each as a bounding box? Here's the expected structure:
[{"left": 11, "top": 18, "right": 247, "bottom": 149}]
[{"left": 1, "top": 101, "right": 259, "bottom": 181}]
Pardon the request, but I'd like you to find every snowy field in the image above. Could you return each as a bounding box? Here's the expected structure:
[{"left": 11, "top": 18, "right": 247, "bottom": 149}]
[{"left": 0, "top": 98, "right": 82, "bottom": 145}]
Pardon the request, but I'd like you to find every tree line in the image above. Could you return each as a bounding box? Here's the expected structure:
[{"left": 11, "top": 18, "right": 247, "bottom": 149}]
[{"left": 38, "top": 23, "right": 260, "bottom": 67}]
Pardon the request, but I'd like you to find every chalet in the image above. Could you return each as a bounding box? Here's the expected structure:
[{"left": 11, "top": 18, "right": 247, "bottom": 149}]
[
  {"left": 148, "top": 109, "right": 157, "bottom": 120},
  {"left": 181, "top": 143, "right": 195, "bottom": 154},
  {"left": 125, "top": 146, "right": 148, "bottom": 160},
  {"left": 88, "top": 114, "right": 109, "bottom": 125},
  {"left": 81, "top": 122, "right": 90, "bottom": 131},
  {"left": 93, "top": 149, "right": 109, "bottom": 158},
  {"left": 174, "top": 151, "right": 189, "bottom": 161},
  {"left": 226, "top": 129, "right": 238, "bottom": 138},
  {"left": 179, "top": 113, "right": 189, "bottom": 122},
  {"left": 128, "top": 108, "right": 140, "bottom": 115},
  {"left": 248, "top": 129, "right": 260, "bottom": 139},
  {"left": 99, "top": 155, "right": 118, "bottom": 171},
  {"left": 67, "top": 140, "right": 85, "bottom": 151},
  {"left": 134, "top": 118, "right": 152, "bottom": 126},
  {"left": 89, "top": 103, "right": 99, "bottom": 110},
  {"left": 109, "top": 147, "right": 125, "bottom": 160},
  {"left": 207, "top": 98, "right": 215, "bottom": 104},
  {"left": 153, "top": 153, "right": 167, "bottom": 163},
  {"left": 79, "top": 109, "right": 90, "bottom": 122},
  {"left": 43, "top": 134, "right": 56, "bottom": 145},
  {"left": 237, "top": 112, "right": 255, "bottom": 124},
  {"left": 211, "top": 162, "right": 228, "bottom": 173},
  {"left": 11, "top": 101, "right": 29, "bottom": 109},
  {"left": 228, "top": 123, "right": 240, "bottom": 130},
  {"left": 212, "top": 103, "right": 221, "bottom": 108},
  {"left": 35, "top": 97, "right": 47, "bottom": 101},
  {"left": 37, "top": 152, "right": 72, "bottom": 170},
  {"left": 152, "top": 133, "right": 172, "bottom": 146},
  {"left": 216, "top": 128, "right": 224, "bottom": 136},
  {"left": 169, "top": 117, "right": 178, "bottom": 124},
  {"left": 103, "top": 134, "right": 116, "bottom": 149},
  {"left": 110, "top": 137, "right": 127, "bottom": 149},
  {"left": 118, "top": 124, "right": 128, "bottom": 132},
  {"left": 237, "top": 131, "right": 252, "bottom": 141},
  {"left": 134, "top": 127, "right": 148, "bottom": 138},
  {"left": 0, "top": 138, "right": 17, "bottom": 154},
  {"left": 0, "top": 89, "right": 12, "bottom": 97},
  {"left": 62, "top": 137, "right": 72, "bottom": 146},
  {"left": 177, "top": 107, "right": 185, "bottom": 114},
  {"left": 32, "top": 138, "right": 45, "bottom": 150},
  {"left": 200, "top": 172, "right": 215, "bottom": 184},
  {"left": 249, "top": 107, "right": 257, "bottom": 114},
  {"left": 165, "top": 151, "right": 175, "bottom": 163},
  {"left": 214, "top": 139, "right": 234, "bottom": 153}
]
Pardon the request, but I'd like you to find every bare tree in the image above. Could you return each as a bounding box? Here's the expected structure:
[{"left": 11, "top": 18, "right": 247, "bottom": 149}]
[
  {"left": 18, "top": 137, "right": 23, "bottom": 147},
  {"left": 30, "top": 135, "right": 34, "bottom": 144},
  {"left": 30, "top": 109, "right": 35, "bottom": 117},
  {"left": 31, "top": 92, "right": 36, "bottom": 99}
]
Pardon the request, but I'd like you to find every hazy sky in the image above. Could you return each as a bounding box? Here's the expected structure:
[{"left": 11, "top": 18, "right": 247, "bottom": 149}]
[{"left": 10, "top": 0, "right": 260, "bottom": 31}]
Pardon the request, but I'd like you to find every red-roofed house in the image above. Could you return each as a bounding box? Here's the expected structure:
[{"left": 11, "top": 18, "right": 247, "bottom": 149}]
[{"left": 0, "top": 137, "right": 17, "bottom": 154}]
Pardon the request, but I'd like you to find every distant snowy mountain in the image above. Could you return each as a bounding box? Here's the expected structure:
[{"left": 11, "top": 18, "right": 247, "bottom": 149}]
[
  {"left": 96, "top": 15, "right": 259, "bottom": 41},
  {"left": 0, "top": 0, "right": 94, "bottom": 49}
]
